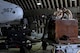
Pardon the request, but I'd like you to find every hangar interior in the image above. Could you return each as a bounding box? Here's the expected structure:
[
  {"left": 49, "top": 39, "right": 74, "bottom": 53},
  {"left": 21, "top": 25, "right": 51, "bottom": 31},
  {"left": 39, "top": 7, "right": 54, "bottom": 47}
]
[
  {"left": 0, "top": 0, "right": 80, "bottom": 53},
  {"left": 4, "top": 0, "right": 80, "bottom": 32}
]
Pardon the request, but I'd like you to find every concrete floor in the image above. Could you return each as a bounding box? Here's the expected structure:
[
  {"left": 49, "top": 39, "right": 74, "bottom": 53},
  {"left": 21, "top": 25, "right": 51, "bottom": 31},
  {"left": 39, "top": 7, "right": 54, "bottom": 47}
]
[
  {"left": 0, "top": 34, "right": 53, "bottom": 53},
  {"left": 0, "top": 51, "right": 19, "bottom": 53},
  {"left": 0, "top": 42, "right": 53, "bottom": 53},
  {"left": 0, "top": 50, "right": 51, "bottom": 53}
]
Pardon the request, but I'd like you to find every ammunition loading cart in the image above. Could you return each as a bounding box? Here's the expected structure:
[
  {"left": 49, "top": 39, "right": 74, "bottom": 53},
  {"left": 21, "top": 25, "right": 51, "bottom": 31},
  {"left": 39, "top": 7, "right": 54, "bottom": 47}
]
[
  {"left": 0, "top": 27, "right": 32, "bottom": 53},
  {"left": 42, "top": 18, "right": 80, "bottom": 53}
]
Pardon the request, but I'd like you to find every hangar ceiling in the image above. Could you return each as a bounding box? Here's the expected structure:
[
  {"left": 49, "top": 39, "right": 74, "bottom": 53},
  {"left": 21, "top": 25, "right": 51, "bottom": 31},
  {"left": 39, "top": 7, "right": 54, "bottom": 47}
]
[
  {"left": 4, "top": 0, "right": 79, "bottom": 10},
  {"left": 4, "top": 0, "right": 80, "bottom": 17}
]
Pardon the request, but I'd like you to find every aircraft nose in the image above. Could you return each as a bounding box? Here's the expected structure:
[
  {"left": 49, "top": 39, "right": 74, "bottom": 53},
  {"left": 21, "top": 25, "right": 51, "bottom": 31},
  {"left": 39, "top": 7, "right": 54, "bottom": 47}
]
[
  {"left": 0, "top": 1, "right": 23, "bottom": 23},
  {"left": 13, "top": 6, "right": 23, "bottom": 19}
]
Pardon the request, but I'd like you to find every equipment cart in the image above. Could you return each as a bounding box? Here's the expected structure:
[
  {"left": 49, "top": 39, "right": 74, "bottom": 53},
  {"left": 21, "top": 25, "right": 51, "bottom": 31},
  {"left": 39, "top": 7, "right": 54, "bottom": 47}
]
[{"left": 42, "top": 19, "right": 80, "bottom": 53}]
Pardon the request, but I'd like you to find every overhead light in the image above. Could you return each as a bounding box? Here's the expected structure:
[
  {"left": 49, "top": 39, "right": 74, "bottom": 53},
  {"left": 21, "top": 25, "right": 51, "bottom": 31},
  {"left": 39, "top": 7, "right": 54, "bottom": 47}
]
[
  {"left": 71, "top": 0, "right": 76, "bottom": 1},
  {"left": 37, "top": 2, "right": 41, "bottom": 5},
  {"left": 42, "top": 15, "right": 45, "bottom": 17}
]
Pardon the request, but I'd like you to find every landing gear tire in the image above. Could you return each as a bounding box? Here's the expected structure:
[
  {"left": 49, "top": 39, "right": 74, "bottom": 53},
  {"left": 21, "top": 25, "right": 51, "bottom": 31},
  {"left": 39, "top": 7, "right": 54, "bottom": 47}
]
[
  {"left": 42, "top": 40, "right": 47, "bottom": 50},
  {"left": 20, "top": 46, "right": 29, "bottom": 53}
]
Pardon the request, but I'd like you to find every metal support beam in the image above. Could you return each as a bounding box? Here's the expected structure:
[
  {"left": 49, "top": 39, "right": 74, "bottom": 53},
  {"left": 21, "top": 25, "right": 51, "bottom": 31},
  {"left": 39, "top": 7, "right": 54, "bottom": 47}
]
[
  {"left": 60, "top": 0, "right": 63, "bottom": 8},
  {"left": 27, "top": 0, "right": 33, "bottom": 9},
  {"left": 65, "top": 0, "right": 68, "bottom": 7},
  {"left": 35, "top": 0, "right": 40, "bottom": 9},
  {"left": 31, "top": 0, "right": 37, "bottom": 9},
  {"left": 24, "top": 0, "right": 30, "bottom": 9},
  {"left": 39, "top": 0, "right": 43, "bottom": 8},
  {"left": 70, "top": 0, "right": 72, "bottom": 7},
  {"left": 47, "top": 0, "right": 51, "bottom": 9},
  {"left": 75, "top": 0, "right": 77, "bottom": 7},
  {"left": 55, "top": 0, "right": 59, "bottom": 7},
  {"left": 17, "top": 0, "right": 24, "bottom": 10},
  {"left": 51, "top": 0, "right": 55, "bottom": 8},
  {"left": 43, "top": 0, "right": 47, "bottom": 8},
  {"left": 21, "top": 0, "right": 27, "bottom": 10}
]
